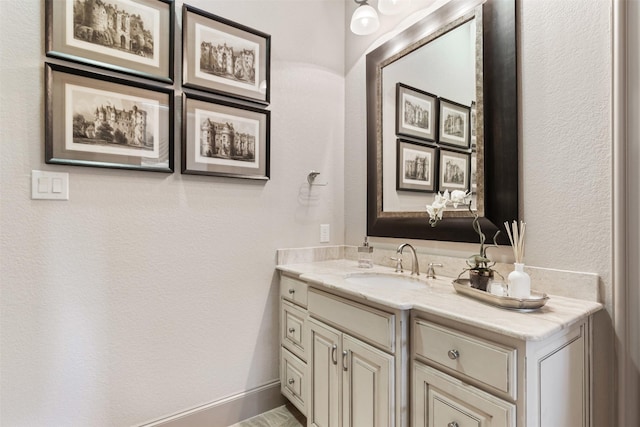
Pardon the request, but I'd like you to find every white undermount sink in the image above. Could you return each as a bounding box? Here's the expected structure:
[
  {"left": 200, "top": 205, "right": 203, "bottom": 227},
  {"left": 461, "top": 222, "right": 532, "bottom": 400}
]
[{"left": 343, "top": 273, "right": 427, "bottom": 290}]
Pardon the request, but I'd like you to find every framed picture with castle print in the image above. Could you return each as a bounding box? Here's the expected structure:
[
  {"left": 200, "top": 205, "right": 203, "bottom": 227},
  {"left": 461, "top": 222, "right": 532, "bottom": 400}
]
[
  {"left": 45, "top": 0, "right": 174, "bottom": 82},
  {"left": 470, "top": 150, "right": 478, "bottom": 193},
  {"left": 182, "top": 91, "right": 270, "bottom": 180},
  {"left": 396, "top": 83, "right": 438, "bottom": 142},
  {"left": 45, "top": 62, "right": 174, "bottom": 172},
  {"left": 396, "top": 140, "right": 437, "bottom": 193},
  {"left": 438, "top": 98, "right": 471, "bottom": 149},
  {"left": 438, "top": 148, "right": 470, "bottom": 192},
  {"left": 182, "top": 4, "right": 271, "bottom": 105}
]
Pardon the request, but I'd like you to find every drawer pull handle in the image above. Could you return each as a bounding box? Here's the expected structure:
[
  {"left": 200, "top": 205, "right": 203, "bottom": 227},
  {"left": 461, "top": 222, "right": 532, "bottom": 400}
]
[
  {"left": 288, "top": 327, "right": 296, "bottom": 333},
  {"left": 331, "top": 344, "right": 338, "bottom": 365},
  {"left": 448, "top": 349, "right": 460, "bottom": 360},
  {"left": 288, "top": 289, "right": 295, "bottom": 295},
  {"left": 342, "top": 350, "right": 349, "bottom": 371},
  {"left": 448, "top": 422, "right": 459, "bottom": 427},
  {"left": 288, "top": 378, "right": 295, "bottom": 385}
]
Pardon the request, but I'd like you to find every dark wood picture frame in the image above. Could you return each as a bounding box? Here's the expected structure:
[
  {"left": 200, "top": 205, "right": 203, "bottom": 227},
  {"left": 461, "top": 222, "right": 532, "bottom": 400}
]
[
  {"left": 438, "top": 148, "right": 470, "bottom": 192},
  {"left": 438, "top": 97, "right": 471, "bottom": 149},
  {"left": 396, "top": 83, "right": 438, "bottom": 142},
  {"left": 45, "top": 0, "right": 174, "bottom": 83},
  {"left": 396, "top": 140, "right": 437, "bottom": 193},
  {"left": 45, "top": 62, "right": 174, "bottom": 172},
  {"left": 471, "top": 150, "right": 478, "bottom": 193},
  {"left": 470, "top": 100, "right": 477, "bottom": 148},
  {"left": 182, "top": 4, "right": 271, "bottom": 105},
  {"left": 181, "top": 90, "right": 270, "bottom": 180}
]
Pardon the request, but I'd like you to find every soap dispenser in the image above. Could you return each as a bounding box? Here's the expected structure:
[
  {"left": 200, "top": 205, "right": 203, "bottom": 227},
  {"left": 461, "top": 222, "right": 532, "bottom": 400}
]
[{"left": 358, "top": 236, "right": 374, "bottom": 268}]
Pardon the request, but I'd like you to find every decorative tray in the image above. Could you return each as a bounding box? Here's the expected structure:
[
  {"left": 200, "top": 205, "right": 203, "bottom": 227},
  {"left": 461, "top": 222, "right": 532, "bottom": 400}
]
[{"left": 452, "top": 279, "right": 549, "bottom": 311}]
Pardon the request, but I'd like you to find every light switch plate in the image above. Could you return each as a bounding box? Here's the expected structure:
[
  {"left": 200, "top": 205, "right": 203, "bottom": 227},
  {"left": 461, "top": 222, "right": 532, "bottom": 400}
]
[{"left": 32, "top": 170, "right": 69, "bottom": 200}]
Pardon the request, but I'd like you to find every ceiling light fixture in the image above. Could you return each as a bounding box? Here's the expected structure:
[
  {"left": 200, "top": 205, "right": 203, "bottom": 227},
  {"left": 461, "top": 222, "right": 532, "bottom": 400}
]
[
  {"left": 377, "top": 0, "right": 411, "bottom": 16},
  {"left": 350, "top": 0, "right": 380, "bottom": 36}
]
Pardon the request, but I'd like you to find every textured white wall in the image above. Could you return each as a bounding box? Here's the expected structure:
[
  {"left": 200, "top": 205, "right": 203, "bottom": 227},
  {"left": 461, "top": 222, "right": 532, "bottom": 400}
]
[
  {"left": 519, "top": 0, "right": 612, "bottom": 309},
  {"left": 345, "top": 0, "right": 612, "bottom": 310},
  {"left": 0, "top": 1, "right": 344, "bottom": 426}
]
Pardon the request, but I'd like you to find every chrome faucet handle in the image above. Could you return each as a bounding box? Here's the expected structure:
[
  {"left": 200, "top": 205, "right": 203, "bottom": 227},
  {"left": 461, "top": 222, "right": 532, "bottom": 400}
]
[
  {"left": 426, "top": 263, "right": 443, "bottom": 279},
  {"left": 390, "top": 257, "right": 403, "bottom": 273}
]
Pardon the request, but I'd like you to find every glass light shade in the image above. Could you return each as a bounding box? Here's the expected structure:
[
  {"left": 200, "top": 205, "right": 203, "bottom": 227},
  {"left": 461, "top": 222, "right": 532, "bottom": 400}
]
[
  {"left": 350, "top": 4, "right": 380, "bottom": 35},
  {"left": 377, "top": 0, "right": 411, "bottom": 16}
]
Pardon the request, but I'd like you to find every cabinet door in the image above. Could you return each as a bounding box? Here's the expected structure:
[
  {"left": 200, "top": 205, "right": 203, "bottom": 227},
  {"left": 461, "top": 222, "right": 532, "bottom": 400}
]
[
  {"left": 529, "top": 323, "right": 588, "bottom": 427},
  {"left": 309, "top": 318, "right": 341, "bottom": 427},
  {"left": 342, "top": 334, "right": 394, "bottom": 427},
  {"left": 413, "top": 362, "right": 515, "bottom": 427}
]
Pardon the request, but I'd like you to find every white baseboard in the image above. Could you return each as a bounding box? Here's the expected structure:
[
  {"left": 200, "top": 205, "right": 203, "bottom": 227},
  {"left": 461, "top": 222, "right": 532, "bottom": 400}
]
[{"left": 138, "top": 380, "right": 285, "bottom": 427}]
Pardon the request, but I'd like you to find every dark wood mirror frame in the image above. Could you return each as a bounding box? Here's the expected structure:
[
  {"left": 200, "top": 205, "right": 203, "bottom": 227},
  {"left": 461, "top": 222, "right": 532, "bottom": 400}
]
[{"left": 366, "top": 0, "right": 517, "bottom": 244}]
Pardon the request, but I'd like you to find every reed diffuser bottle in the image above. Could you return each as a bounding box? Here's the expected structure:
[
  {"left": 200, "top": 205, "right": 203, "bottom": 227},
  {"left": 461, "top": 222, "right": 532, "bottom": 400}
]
[
  {"left": 505, "top": 220, "right": 531, "bottom": 298},
  {"left": 508, "top": 262, "right": 530, "bottom": 298}
]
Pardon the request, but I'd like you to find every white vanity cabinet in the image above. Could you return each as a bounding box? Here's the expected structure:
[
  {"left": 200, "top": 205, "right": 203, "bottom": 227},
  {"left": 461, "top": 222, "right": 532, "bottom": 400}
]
[
  {"left": 277, "top": 260, "right": 600, "bottom": 427},
  {"left": 307, "top": 288, "right": 399, "bottom": 427},
  {"left": 412, "top": 313, "right": 591, "bottom": 427}
]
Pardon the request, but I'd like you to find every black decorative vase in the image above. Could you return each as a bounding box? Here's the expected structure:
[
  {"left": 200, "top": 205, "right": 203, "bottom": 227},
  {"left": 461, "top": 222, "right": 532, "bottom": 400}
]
[{"left": 469, "top": 269, "right": 494, "bottom": 291}]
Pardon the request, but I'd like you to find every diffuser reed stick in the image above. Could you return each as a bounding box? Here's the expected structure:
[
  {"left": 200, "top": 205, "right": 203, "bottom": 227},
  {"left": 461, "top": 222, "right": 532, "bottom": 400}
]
[{"left": 504, "top": 220, "right": 526, "bottom": 263}]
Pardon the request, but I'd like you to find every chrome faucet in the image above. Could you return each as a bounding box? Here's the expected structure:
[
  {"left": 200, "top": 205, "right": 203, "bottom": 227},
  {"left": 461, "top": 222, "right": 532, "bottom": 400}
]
[
  {"left": 397, "top": 243, "right": 419, "bottom": 276},
  {"left": 426, "top": 262, "right": 443, "bottom": 279}
]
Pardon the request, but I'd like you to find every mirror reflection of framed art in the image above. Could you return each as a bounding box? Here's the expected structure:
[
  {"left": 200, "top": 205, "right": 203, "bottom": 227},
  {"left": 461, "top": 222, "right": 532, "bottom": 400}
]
[
  {"left": 396, "top": 83, "right": 438, "bottom": 143},
  {"left": 396, "top": 140, "right": 437, "bottom": 193},
  {"left": 438, "top": 98, "right": 471, "bottom": 149},
  {"left": 438, "top": 148, "right": 470, "bottom": 193}
]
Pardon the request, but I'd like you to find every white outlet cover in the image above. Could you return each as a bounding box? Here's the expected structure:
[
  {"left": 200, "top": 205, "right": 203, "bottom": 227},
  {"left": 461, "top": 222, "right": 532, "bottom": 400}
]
[{"left": 320, "top": 224, "right": 330, "bottom": 243}]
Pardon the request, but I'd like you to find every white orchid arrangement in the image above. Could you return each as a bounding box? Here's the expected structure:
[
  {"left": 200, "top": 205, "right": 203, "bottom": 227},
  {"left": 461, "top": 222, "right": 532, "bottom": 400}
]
[
  {"left": 426, "top": 190, "right": 502, "bottom": 277},
  {"left": 426, "top": 190, "right": 472, "bottom": 227}
]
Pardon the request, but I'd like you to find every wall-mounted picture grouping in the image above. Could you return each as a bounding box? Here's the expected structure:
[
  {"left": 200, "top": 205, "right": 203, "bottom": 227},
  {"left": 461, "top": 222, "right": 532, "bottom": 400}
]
[{"left": 44, "top": 1, "right": 272, "bottom": 179}]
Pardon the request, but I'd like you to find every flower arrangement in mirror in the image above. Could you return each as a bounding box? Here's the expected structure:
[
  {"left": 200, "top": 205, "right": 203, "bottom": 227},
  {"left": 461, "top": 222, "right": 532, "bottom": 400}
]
[{"left": 426, "top": 190, "right": 503, "bottom": 290}]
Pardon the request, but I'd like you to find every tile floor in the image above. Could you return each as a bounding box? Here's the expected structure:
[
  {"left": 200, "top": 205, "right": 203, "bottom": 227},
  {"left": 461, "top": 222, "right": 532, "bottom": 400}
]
[{"left": 229, "top": 404, "right": 305, "bottom": 427}]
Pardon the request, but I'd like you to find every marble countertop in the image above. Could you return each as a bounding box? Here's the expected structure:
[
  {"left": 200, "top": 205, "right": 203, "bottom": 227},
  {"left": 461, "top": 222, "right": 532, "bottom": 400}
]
[{"left": 277, "top": 259, "right": 603, "bottom": 342}]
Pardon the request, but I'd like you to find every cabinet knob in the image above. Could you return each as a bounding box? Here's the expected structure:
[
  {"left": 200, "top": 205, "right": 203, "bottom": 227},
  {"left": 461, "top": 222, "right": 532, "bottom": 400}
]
[
  {"left": 448, "top": 349, "right": 460, "bottom": 360},
  {"left": 288, "top": 288, "right": 295, "bottom": 294},
  {"left": 288, "top": 378, "right": 295, "bottom": 385},
  {"left": 288, "top": 327, "right": 296, "bottom": 333},
  {"left": 447, "top": 422, "right": 459, "bottom": 427}
]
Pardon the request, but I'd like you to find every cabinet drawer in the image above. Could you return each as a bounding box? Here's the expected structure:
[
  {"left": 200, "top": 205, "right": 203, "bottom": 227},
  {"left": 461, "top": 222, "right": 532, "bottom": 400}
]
[
  {"left": 281, "top": 299, "right": 307, "bottom": 361},
  {"left": 280, "top": 275, "right": 308, "bottom": 307},
  {"left": 308, "top": 288, "right": 395, "bottom": 352},
  {"left": 413, "top": 320, "right": 516, "bottom": 398},
  {"left": 414, "top": 362, "right": 515, "bottom": 427},
  {"left": 281, "top": 347, "right": 307, "bottom": 416}
]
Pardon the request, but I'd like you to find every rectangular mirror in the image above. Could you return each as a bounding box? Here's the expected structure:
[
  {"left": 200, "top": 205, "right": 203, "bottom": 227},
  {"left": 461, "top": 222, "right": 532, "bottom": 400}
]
[{"left": 366, "top": 0, "right": 517, "bottom": 244}]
